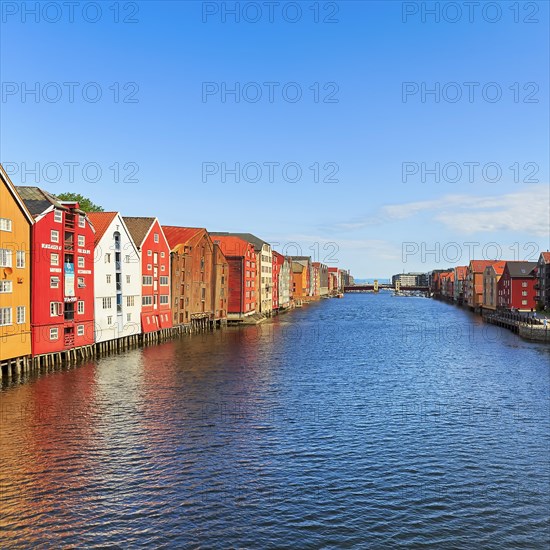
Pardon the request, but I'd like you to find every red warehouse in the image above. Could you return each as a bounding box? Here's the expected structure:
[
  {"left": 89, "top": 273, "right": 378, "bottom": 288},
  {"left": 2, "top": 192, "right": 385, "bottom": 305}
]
[
  {"left": 272, "top": 251, "right": 283, "bottom": 310},
  {"left": 497, "top": 261, "right": 538, "bottom": 311},
  {"left": 123, "top": 217, "right": 173, "bottom": 333},
  {"left": 16, "top": 187, "right": 95, "bottom": 356},
  {"left": 211, "top": 235, "right": 256, "bottom": 319}
]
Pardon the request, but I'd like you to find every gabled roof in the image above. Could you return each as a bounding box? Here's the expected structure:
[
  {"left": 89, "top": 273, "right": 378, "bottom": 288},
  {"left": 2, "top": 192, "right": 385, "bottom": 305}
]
[
  {"left": 454, "top": 266, "right": 468, "bottom": 279},
  {"left": 161, "top": 226, "right": 205, "bottom": 251},
  {"left": 469, "top": 260, "right": 498, "bottom": 273},
  {"left": 15, "top": 185, "right": 66, "bottom": 217},
  {"left": 122, "top": 217, "right": 157, "bottom": 247},
  {"left": 210, "top": 232, "right": 270, "bottom": 252},
  {"left": 505, "top": 261, "right": 537, "bottom": 278},
  {"left": 210, "top": 234, "right": 252, "bottom": 257},
  {"left": 0, "top": 165, "right": 34, "bottom": 225},
  {"left": 87, "top": 212, "right": 118, "bottom": 245},
  {"left": 292, "top": 262, "right": 304, "bottom": 273},
  {"left": 485, "top": 261, "right": 506, "bottom": 276},
  {"left": 540, "top": 252, "right": 550, "bottom": 264}
]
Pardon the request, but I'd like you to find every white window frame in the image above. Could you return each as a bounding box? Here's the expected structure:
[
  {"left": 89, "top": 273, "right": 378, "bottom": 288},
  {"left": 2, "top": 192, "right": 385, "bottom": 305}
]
[
  {"left": 54, "top": 210, "right": 63, "bottom": 223},
  {"left": 160, "top": 295, "right": 169, "bottom": 305},
  {"left": 51, "top": 253, "right": 59, "bottom": 266},
  {"left": 0, "top": 307, "right": 12, "bottom": 326},
  {"left": 78, "top": 215, "right": 85, "bottom": 228},
  {"left": 0, "top": 248, "right": 13, "bottom": 268},
  {"left": 50, "top": 276, "right": 60, "bottom": 288},
  {"left": 102, "top": 297, "right": 112, "bottom": 309},
  {"left": 77, "top": 256, "right": 85, "bottom": 268},
  {"left": 154, "top": 233, "right": 159, "bottom": 243},
  {"left": 77, "top": 301, "right": 84, "bottom": 314},
  {"left": 77, "top": 325, "right": 85, "bottom": 336},
  {"left": 78, "top": 235, "right": 85, "bottom": 247},
  {"left": 106, "top": 274, "right": 112, "bottom": 284},
  {"left": 0, "top": 280, "right": 12, "bottom": 293},
  {"left": 50, "top": 327, "right": 59, "bottom": 340},
  {"left": 0, "top": 218, "right": 12, "bottom": 232},
  {"left": 16, "top": 250, "right": 25, "bottom": 268},
  {"left": 51, "top": 230, "right": 59, "bottom": 243},
  {"left": 78, "top": 277, "right": 85, "bottom": 288},
  {"left": 16, "top": 306, "right": 25, "bottom": 324},
  {"left": 50, "top": 302, "right": 62, "bottom": 316}
]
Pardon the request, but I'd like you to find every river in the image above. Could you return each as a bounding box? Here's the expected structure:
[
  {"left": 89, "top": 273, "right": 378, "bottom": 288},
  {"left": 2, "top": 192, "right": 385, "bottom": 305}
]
[{"left": 1, "top": 293, "right": 549, "bottom": 548}]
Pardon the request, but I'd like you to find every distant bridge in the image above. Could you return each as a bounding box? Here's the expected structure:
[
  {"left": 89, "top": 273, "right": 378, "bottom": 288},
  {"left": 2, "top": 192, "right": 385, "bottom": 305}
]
[{"left": 344, "top": 285, "right": 429, "bottom": 292}]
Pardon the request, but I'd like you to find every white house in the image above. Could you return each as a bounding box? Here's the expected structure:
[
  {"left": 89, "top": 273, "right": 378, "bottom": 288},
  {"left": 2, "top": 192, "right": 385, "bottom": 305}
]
[{"left": 88, "top": 212, "right": 142, "bottom": 343}]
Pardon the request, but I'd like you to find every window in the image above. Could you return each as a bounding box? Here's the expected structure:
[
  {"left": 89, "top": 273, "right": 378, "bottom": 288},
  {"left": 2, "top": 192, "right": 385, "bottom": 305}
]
[
  {"left": 50, "top": 276, "right": 60, "bottom": 288},
  {"left": 126, "top": 296, "right": 135, "bottom": 306},
  {"left": 143, "top": 276, "right": 153, "bottom": 285},
  {"left": 105, "top": 253, "right": 111, "bottom": 263},
  {"left": 77, "top": 325, "right": 84, "bottom": 336},
  {"left": 161, "top": 265, "right": 165, "bottom": 272},
  {"left": 125, "top": 255, "right": 130, "bottom": 263},
  {"left": 148, "top": 250, "right": 152, "bottom": 256},
  {"left": 160, "top": 276, "right": 169, "bottom": 285},
  {"left": 51, "top": 253, "right": 59, "bottom": 266},
  {"left": 77, "top": 257, "right": 85, "bottom": 268},
  {"left": 0, "top": 307, "right": 12, "bottom": 326},
  {"left": 78, "top": 277, "right": 85, "bottom": 288},
  {"left": 522, "top": 291, "right": 527, "bottom": 296},
  {"left": 76, "top": 301, "right": 84, "bottom": 314},
  {"left": 161, "top": 251, "right": 165, "bottom": 258},
  {"left": 51, "top": 230, "right": 59, "bottom": 243},
  {"left": 0, "top": 218, "right": 12, "bottom": 231},
  {"left": 106, "top": 274, "right": 112, "bottom": 284},
  {"left": 50, "top": 302, "right": 62, "bottom": 316},
  {"left": 147, "top": 264, "right": 152, "bottom": 271},
  {"left": 78, "top": 215, "right": 85, "bottom": 228},
  {"left": 522, "top": 300, "right": 527, "bottom": 306},
  {"left": 54, "top": 210, "right": 63, "bottom": 223},
  {"left": 102, "top": 297, "right": 112, "bottom": 309},
  {"left": 0, "top": 280, "right": 12, "bottom": 293},
  {"left": 522, "top": 282, "right": 528, "bottom": 288},
  {"left": 154, "top": 233, "right": 159, "bottom": 243},
  {"left": 142, "top": 296, "right": 153, "bottom": 306},
  {"left": 107, "top": 316, "right": 112, "bottom": 324},
  {"left": 127, "top": 313, "right": 132, "bottom": 321},
  {"left": 14, "top": 250, "right": 25, "bottom": 269},
  {"left": 78, "top": 235, "right": 85, "bottom": 246},
  {"left": 50, "top": 327, "right": 58, "bottom": 340},
  {"left": 160, "top": 295, "right": 169, "bottom": 305},
  {"left": 0, "top": 248, "right": 12, "bottom": 267},
  {"left": 126, "top": 275, "right": 131, "bottom": 283},
  {"left": 16, "top": 306, "right": 25, "bottom": 324}
]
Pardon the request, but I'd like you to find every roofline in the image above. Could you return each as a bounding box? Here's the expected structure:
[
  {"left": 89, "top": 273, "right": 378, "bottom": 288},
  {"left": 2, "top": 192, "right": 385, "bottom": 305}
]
[{"left": 0, "top": 164, "right": 35, "bottom": 225}]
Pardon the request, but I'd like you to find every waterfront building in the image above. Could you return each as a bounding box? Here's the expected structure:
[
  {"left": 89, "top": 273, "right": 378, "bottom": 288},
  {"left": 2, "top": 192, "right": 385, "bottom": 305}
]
[
  {"left": 497, "top": 261, "right": 538, "bottom": 311},
  {"left": 535, "top": 252, "right": 550, "bottom": 310},
  {"left": 210, "top": 235, "right": 257, "bottom": 319},
  {"left": 211, "top": 233, "right": 272, "bottom": 315},
  {"left": 311, "top": 262, "right": 320, "bottom": 297},
  {"left": 313, "top": 262, "right": 329, "bottom": 296},
  {"left": 465, "top": 260, "right": 498, "bottom": 310},
  {"left": 482, "top": 261, "right": 506, "bottom": 312},
  {"left": 87, "top": 212, "right": 142, "bottom": 343},
  {"left": 17, "top": 186, "right": 95, "bottom": 355},
  {"left": 0, "top": 167, "right": 33, "bottom": 364},
  {"left": 123, "top": 217, "right": 173, "bottom": 333},
  {"left": 328, "top": 267, "right": 340, "bottom": 294},
  {"left": 453, "top": 266, "right": 468, "bottom": 304},
  {"left": 293, "top": 257, "right": 313, "bottom": 296},
  {"left": 162, "top": 226, "right": 228, "bottom": 328},
  {"left": 440, "top": 271, "right": 454, "bottom": 301},
  {"left": 272, "top": 250, "right": 281, "bottom": 310},
  {"left": 212, "top": 242, "right": 229, "bottom": 322},
  {"left": 276, "top": 253, "right": 292, "bottom": 309}
]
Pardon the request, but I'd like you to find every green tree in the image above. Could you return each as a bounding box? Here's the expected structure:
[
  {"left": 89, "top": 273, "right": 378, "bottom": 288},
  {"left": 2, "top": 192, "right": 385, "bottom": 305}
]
[{"left": 56, "top": 192, "right": 104, "bottom": 212}]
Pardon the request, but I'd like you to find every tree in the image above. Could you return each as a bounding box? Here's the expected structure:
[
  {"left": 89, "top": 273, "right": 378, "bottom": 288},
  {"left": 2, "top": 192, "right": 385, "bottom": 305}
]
[{"left": 56, "top": 192, "right": 104, "bottom": 212}]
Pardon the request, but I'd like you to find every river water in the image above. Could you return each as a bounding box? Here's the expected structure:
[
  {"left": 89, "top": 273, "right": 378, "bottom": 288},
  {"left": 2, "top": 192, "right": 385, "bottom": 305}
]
[{"left": 1, "top": 293, "right": 549, "bottom": 548}]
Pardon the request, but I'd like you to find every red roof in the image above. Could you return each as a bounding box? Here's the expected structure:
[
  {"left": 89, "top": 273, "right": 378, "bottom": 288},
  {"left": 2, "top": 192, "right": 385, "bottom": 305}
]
[
  {"left": 87, "top": 212, "right": 118, "bottom": 245},
  {"left": 210, "top": 235, "right": 252, "bottom": 257},
  {"left": 470, "top": 260, "right": 498, "bottom": 273},
  {"left": 487, "top": 261, "right": 507, "bottom": 276},
  {"left": 454, "top": 266, "right": 468, "bottom": 279},
  {"left": 541, "top": 252, "right": 550, "bottom": 263},
  {"left": 161, "top": 226, "right": 205, "bottom": 251}
]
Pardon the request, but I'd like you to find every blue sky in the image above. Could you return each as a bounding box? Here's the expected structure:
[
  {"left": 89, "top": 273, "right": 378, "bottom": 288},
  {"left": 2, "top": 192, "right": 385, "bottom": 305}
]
[{"left": 1, "top": 0, "right": 548, "bottom": 278}]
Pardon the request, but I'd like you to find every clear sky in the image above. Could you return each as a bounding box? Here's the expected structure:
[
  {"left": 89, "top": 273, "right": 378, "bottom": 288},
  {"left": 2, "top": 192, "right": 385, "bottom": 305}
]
[{"left": 1, "top": 0, "right": 548, "bottom": 278}]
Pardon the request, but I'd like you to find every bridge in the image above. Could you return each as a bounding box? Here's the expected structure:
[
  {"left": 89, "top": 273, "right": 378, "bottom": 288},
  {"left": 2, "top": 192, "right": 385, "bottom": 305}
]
[{"left": 344, "top": 284, "right": 429, "bottom": 292}]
